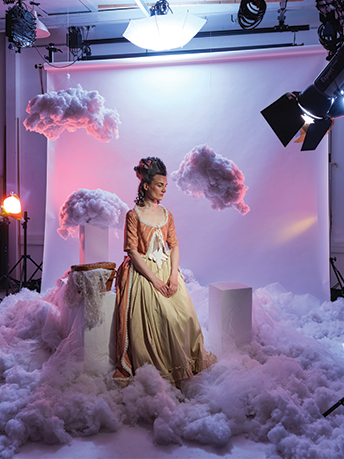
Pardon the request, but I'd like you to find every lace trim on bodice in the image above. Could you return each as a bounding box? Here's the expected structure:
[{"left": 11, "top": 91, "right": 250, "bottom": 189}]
[
  {"left": 134, "top": 205, "right": 169, "bottom": 270},
  {"left": 134, "top": 205, "right": 168, "bottom": 228}
]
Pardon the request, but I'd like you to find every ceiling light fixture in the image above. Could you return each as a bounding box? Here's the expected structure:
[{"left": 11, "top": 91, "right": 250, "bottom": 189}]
[
  {"left": 316, "top": 0, "right": 344, "bottom": 60},
  {"left": 318, "top": 20, "right": 343, "bottom": 60},
  {"left": 123, "top": 0, "right": 207, "bottom": 51},
  {"left": 261, "top": 45, "right": 344, "bottom": 151},
  {"left": 5, "top": 0, "right": 36, "bottom": 52}
]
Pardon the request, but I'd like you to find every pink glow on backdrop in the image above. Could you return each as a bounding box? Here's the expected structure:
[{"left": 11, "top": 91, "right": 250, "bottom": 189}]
[{"left": 42, "top": 47, "right": 330, "bottom": 300}]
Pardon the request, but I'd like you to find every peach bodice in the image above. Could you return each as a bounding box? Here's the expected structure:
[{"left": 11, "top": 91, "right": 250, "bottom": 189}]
[{"left": 124, "top": 206, "right": 178, "bottom": 269}]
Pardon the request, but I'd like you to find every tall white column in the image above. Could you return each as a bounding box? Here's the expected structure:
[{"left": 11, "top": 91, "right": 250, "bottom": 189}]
[{"left": 79, "top": 224, "right": 109, "bottom": 265}]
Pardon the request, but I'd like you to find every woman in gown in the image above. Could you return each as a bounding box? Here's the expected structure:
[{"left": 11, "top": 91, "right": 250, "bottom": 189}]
[{"left": 113, "top": 157, "right": 216, "bottom": 388}]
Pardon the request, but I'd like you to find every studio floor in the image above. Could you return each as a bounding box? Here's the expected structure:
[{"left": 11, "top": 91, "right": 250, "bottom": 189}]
[{"left": 15, "top": 426, "right": 270, "bottom": 459}]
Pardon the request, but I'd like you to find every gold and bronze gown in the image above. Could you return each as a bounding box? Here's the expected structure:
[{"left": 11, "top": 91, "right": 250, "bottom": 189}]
[{"left": 112, "top": 206, "right": 216, "bottom": 387}]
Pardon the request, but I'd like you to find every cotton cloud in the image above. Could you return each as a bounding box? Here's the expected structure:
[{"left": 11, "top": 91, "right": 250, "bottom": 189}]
[
  {"left": 57, "top": 188, "right": 129, "bottom": 239},
  {"left": 23, "top": 85, "right": 120, "bottom": 142},
  {"left": 2, "top": 278, "right": 344, "bottom": 458},
  {"left": 171, "top": 144, "right": 250, "bottom": 214}
]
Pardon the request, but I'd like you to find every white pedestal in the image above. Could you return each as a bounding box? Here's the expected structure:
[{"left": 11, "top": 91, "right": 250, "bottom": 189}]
[
  {"left": 84, "top": 291, "right": 116, "bottom": 374},
  {"left": 79, "top": 224, "right": 109, "bottom": 264},
  {"left": 58, "top": 275, "right": 116, "bottom": 374},
  {"left": 209, "top": 281, "right": 252, "bottom": 357}
]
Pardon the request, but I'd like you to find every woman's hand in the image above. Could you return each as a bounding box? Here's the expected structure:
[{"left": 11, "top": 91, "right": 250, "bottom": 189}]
[
  {"left": 128, "top": 250, "right": 170, "bottom": 297},
  {"left": 167, "top": 273, "right": 178, "bottom": 297},
  {"left": 152, "top": 277, "right": 170, "bottom": 298}
]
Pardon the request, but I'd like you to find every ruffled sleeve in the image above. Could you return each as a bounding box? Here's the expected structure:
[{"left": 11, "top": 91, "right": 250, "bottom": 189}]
[
  {"left": 124, "top": 210, "right": 139, "bottom": 252},
  {"left": 166, "top": 210, "right": 178, "bottom": 249}
]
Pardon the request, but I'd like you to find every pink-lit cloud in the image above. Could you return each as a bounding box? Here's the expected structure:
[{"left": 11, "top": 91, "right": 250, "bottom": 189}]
[
  {"left": 23, "top": 85, "right": 120, "bottom": 142},
  {"left": 171, "top": 144, "right": 250, "bottom": 214},
  {"left": 57, "top": 188, "right": 129, "bottom": 239}
]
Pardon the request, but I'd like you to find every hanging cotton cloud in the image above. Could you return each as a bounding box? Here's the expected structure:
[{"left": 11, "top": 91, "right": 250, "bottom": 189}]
[
  {"left": 3, "top": 277, "right": 344, "bottom": 458},
  {"left": 23, "top": 85, "right": 121, "bottom": 142},
  {"left": 57, "top": 188, "right": 129, "bottom": 239},
  {"left": 171, "top": 144, "right": 250, "bottom": 214}
]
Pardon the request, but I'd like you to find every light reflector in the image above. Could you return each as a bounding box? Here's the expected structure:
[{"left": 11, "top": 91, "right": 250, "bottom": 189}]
[
  {"left": 123, "top": 12, "right": 206, "bottom": 51},
  {"left": 34, "top": 11, "right": 50, "bottom": 39}
]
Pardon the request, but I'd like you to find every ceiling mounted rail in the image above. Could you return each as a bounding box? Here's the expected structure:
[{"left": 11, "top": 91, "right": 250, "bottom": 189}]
[
  {"left": 80, "top": 41, "right": 303, "bottom": 61},
  {"left": 83, "top": 23, "right": 309, "bottom": 46}
]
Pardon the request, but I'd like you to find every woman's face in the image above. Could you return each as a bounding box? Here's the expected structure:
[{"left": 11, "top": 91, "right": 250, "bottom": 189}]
[{"left": 144, "top": 174, "right": 168, "bottom": 202}]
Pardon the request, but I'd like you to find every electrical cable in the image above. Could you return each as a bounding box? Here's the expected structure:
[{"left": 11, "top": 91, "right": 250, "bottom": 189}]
[
  {"left": 238, "top": 0, "right": 266, "bottom": 30},
  {"left": 34, "top": 44, "right": 79, "bottom": 68}
]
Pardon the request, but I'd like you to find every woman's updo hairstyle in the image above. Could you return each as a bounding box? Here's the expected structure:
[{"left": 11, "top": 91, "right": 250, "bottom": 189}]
[{"left": 134, "top": 157, "right": 167, "bottom": 206}]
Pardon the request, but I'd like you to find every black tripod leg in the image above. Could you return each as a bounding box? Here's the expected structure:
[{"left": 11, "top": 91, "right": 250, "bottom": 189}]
[
  {"left": 8, "top": 257, "right": 23, "bottom": 276},
  {"left": 27, "top": 263, "right": 43, "bottom": 282},
  {"left": 330, "top": 258, "right": 344, "bottom": 299}
]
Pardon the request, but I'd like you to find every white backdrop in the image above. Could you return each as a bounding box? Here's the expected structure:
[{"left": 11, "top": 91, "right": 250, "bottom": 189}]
[{"left": 42, "top": 45, "right": 330, "bottom": 300}]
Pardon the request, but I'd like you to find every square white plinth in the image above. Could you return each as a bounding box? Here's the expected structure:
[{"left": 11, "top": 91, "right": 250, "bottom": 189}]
[
  {"left": 84, "top": 291, "right": 116, "bottom": 374},
  {"left": 79, "top": 224, "right": 109, "bottom": 265},
  {"left": 209, "top": 282, "right": 252, "bottom": 357},
  {"left": 57, "top": 277, "right": 115, "bottom": 374}
]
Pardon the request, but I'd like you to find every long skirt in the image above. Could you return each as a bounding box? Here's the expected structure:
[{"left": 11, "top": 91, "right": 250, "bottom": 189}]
[{"left": 127, "top": 255, "right": 216, "bottom": 387}]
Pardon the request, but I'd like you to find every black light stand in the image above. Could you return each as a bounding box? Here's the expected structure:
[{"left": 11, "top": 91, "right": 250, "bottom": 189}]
[
  {"left": 0, "top": 211, "right": 42, "bottom": 297},
  {"left": 329, "top": 129, "right": 344, "bottom": 302},
  {"left": 0, "top": 217, "right": 19, "bottom": 298},
  {"left": 323, "top": 396, "right": 344, "bottom": 417},
  {"left": 330, "top": 257, "right": 344, "bottom": 301}
]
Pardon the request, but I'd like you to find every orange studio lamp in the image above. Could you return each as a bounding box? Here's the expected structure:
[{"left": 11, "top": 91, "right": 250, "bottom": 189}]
[{"left": 2, "top": 193, "right": 23, "bottom": 220}]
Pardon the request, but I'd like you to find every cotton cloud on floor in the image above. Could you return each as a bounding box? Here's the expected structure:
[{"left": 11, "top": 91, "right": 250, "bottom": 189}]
[
  {"left": 57, "top": 188, "right": 129, "bottom": 239},
  {"left": 23, "top": 85, "right": 120, "bottom": 142},
  {"left": 2, "top": 279, "right": 344, "bottom": 459},
  {"left": 171, "top": 145, "right": 250, "bottom": 214}
]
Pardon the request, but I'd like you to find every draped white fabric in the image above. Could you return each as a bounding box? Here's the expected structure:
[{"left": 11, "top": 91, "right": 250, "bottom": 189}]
[{"left": 42, "top": 46, "right": 330, "bottom": 300}]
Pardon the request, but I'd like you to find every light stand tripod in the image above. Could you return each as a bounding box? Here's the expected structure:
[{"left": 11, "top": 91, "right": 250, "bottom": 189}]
[
  {"left": 323, "top": 396, "right": 344, "bottom": 417},
  {"left": 0, "top": 211, "right": 42, "bottom": 298},
  {"left": 330, "top": 257, "right": 344, "bottom": 301},
  {"left": 0, "top": 217, "right": 19, "bottom": 296}
]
